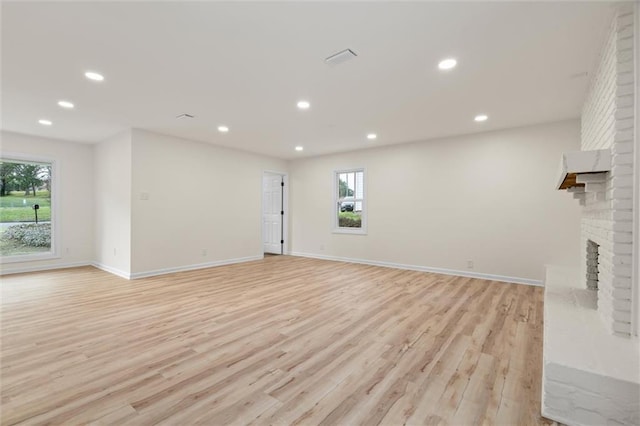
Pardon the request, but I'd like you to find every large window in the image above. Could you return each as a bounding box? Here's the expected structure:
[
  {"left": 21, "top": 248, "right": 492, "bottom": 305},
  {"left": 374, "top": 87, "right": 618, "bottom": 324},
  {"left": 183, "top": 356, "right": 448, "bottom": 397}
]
[
  {"left": 0, "top": 159, "right": 54, "bottom": 259},
  {"left": 335, "top": 168, "right": 365, "bottom": 233}
]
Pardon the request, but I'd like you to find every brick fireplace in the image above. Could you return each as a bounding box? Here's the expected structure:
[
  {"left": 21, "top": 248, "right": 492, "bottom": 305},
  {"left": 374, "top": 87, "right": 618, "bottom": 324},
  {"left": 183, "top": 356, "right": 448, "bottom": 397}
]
[
  {"left": 541, "top": 4, "right": 639, "bottom": 426},
  {"left": 576, "top": 167, "right": 632, "bottom": 336},
  {"left": 555, "top": 1, "right": 635, "bottom": 336},
  {"left": 586, "top": 240, "right": 599, "bottom": 290}
]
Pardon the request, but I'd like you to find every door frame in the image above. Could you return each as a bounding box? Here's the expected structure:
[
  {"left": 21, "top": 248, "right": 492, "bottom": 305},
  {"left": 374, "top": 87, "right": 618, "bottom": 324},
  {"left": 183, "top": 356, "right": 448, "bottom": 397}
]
[{"left": 261, "top": 170, "right": 289, "bottom": 255}]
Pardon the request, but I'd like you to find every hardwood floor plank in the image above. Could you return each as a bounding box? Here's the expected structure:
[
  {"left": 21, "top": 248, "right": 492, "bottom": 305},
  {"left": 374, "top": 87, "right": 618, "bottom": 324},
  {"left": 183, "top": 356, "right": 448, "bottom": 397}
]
[{"left": 1, "top": 256, "right": 551, "bottom": 425}]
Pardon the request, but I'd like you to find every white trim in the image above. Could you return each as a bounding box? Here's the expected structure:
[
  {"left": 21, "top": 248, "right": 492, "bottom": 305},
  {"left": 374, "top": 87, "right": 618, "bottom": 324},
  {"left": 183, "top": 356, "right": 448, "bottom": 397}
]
[
  {"left": 0, "top": 251, "right": 59, "bottom": 264},
  {"left": 92, "top": 262, "right": 131, "bottom": 279},
  {"left": 289, "top": 251, "right": 543, "bottom": 287},
  {"left": 632, "top": 0, "right": 639, "bottom": 337},
  {"left": 1, "top": 253, "right": 542, "bottom": 287},
  {"left": 0, "top": 261, "right": 91, "bottom": 276},
  {"left": 332, "top": 228, "right": 368, "bottom": 235},
  {"left": 0, "top": 153, "right": 59, "bottom": 262},
  {"left": 540, "top": 407, "right": 576, "bottom": 426},
  {"left": 129, "top": 255, "right": 263, "bottom": 280},
  {"left": 2, "top": 255, "right": 265, "bottom": 280},
  {"left": 333, "top": 168, "right": 367, "bottom": 234}
]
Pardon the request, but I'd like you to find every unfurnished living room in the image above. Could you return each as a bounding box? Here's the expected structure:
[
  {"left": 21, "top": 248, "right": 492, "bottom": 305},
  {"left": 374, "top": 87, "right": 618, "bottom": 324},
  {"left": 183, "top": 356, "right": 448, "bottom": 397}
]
[{"left": 0, "top": 1, "right": 639, "bottom": 425}]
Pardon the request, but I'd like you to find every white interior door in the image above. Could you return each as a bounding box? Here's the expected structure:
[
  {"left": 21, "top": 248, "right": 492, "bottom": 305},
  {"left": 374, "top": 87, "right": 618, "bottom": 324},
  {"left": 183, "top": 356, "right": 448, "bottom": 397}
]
[{"left": 263, "top": 173, "right": 283, "bottom": 254}]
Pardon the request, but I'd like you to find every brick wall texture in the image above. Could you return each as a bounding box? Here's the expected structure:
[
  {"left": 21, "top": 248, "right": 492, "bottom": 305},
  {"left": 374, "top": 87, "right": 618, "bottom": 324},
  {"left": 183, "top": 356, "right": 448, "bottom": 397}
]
[{"left": 580, "top": 3, "right": 635, "bottom": 335}]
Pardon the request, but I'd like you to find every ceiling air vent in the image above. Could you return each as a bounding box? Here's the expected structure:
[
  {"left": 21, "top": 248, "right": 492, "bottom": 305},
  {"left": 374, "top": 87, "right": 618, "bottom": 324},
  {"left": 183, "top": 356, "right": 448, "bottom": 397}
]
[
  {"left": 325, "top": 48, "right": 357, "bottom": 66},
  {"left": 176, "top": 113, "right": 195, "bottom": 120}
]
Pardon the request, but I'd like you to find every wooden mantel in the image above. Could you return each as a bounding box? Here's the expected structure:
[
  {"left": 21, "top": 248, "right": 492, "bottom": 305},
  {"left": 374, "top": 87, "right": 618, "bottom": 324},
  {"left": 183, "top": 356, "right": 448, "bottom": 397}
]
[{"left": 556, "top": 149, "right": 611, "bottom": 190}]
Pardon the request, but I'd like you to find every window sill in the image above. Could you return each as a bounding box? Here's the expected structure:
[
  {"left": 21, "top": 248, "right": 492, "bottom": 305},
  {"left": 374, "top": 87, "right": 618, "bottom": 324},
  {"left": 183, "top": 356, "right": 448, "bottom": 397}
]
[
  {"left": 332, "top": 228, "right": 367, "bottom": 235},
  {"left": 0, "top": 252, "right": 59, "bottom": 264}
]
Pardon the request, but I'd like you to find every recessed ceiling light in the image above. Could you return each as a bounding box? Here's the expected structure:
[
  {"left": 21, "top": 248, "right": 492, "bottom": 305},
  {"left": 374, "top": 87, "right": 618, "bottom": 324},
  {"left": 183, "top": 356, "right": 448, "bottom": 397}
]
[
  {"left": 84, "top": 71, "right": 104, "bottom": 81},
  {"left": 474, "top": 114, "right": 489, "bottom": 122},
  {"left": 57, "top": 100, "right": 74, "bottom": 109},
  {"left": 367, "top": 133, "right": 377, "bottom": 140},
  {"left": 297, "top": 101, "right": 310, "bottom": 110},
  {"left": 217, "top": 125, "right": 229, "bottom": 133},
  {"left": 438, "top": 58, "right": 457, "bottom": 70},
  {"left": 38, "top": 119, "right": 52, "bottom": 126},
  {"left": 295, "top": 146, "right": 304, "bottom": 151}
]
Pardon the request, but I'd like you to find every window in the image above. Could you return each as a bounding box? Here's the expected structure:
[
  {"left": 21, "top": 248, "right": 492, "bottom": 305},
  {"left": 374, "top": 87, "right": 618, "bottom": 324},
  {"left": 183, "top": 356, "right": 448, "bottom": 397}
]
[
  {"left": 335, "top": 169, "right": 365, "bottom": 233},
  {"left": 0, "top": 158, "right": 54, "bottom": 260}
]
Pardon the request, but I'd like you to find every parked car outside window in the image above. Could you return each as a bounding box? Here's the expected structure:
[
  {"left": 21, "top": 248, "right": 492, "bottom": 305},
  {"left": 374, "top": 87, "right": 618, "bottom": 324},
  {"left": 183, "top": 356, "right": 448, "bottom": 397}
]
[{"left": 340, "top": 197, "right": 355, "bottom": 212}]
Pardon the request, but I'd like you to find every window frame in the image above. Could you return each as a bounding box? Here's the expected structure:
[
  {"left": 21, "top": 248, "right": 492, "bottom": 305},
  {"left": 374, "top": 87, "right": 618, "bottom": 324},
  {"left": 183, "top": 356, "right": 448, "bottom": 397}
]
[
  {"left": 0, "top": 154, "right": 58, "bottom": 263},
  {"left": 333, "top": 168, "right": 367, "bottom": 235}
]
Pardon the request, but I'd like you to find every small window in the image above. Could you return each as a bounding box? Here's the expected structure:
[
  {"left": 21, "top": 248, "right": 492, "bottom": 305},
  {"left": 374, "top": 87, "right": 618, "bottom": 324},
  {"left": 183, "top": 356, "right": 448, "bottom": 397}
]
[
  {"left": 335, "top": 169, "right": 365, "bottom": 233},
  {"left": 0, "top": 158, "right": 54, "bottom": 260}
]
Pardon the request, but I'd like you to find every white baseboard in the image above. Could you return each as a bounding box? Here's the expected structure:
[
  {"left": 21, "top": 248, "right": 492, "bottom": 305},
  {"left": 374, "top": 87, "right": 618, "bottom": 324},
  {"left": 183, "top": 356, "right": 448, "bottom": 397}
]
[
  {"left": 91, "top": 262, "right": 131, "bottom": 279},
  {"left": 2, "top": 253, "right": 543, "bottom": 287},
  {"left": 0, "top": 261, "right": 92, "bottom": 276},
  {"left": 289, "top": 251, "right": 543, "bottom": 287},
  {"left": 129, "top": 255, "right": 263, "bottom": 279},
  {"left": 3, "top": 256, "right": 264, "bottom": 281},
  {"left": 540, "top": 407, "right": 575, "bottom": 426}
]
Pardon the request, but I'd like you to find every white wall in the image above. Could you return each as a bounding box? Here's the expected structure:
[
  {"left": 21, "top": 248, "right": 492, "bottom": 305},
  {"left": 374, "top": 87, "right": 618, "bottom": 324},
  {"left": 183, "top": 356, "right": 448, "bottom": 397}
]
[
  {"left": 0, "top": 131, "right": 94, "bottom": 273},
  {"left": 290, "top": 120, "right": 582, "bottom": 284},
  {"left": 94, "top": 130, "right": 132, "bottom": 277},
  {"left": 129, "top": 129, "right": 287, "bottom": 277}
]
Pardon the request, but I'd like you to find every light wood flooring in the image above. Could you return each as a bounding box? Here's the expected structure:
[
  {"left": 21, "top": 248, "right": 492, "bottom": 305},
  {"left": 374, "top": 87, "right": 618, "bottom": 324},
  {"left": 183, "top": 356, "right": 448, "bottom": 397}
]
[{"left": 1, "top": 256, "right": 552, "bottom": 425}]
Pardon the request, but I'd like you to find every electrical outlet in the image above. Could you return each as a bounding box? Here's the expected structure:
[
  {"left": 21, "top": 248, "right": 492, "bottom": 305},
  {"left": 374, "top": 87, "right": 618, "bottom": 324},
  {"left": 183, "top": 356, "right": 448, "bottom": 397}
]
[
  {"left": 113, "top": 248, "right": 117, "bottom": 256},
  {"left": 467, "top": 260, "right": 474, "bottom": 269},
  {"left": 140, "top": 192, "right": 150, "bottom": 201},
  {"left": 65, "top": 247, "right": 70, "bottom": 254},
  {"left": 201, "top": 249, "right": 207, "bottom": 257},
  {"left": 320, "top": 244, "right": 325, "bottom": 251}
]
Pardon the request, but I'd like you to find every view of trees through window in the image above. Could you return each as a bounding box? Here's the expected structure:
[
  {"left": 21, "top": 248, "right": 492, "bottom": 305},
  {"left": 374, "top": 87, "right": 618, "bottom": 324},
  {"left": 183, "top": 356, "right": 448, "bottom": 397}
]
[
  {"left": 0, "top": 160, "right": 52, "bottom": 257},
  {"left": 337, "top": 169, "right": 364, "bottom": 229}
]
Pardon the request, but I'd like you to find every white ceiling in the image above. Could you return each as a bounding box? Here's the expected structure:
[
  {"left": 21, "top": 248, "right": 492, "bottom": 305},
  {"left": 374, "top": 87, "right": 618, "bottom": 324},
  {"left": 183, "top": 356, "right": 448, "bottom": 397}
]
[{"left": 1, "top": 1, "right": 614, "bottom": 159}]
